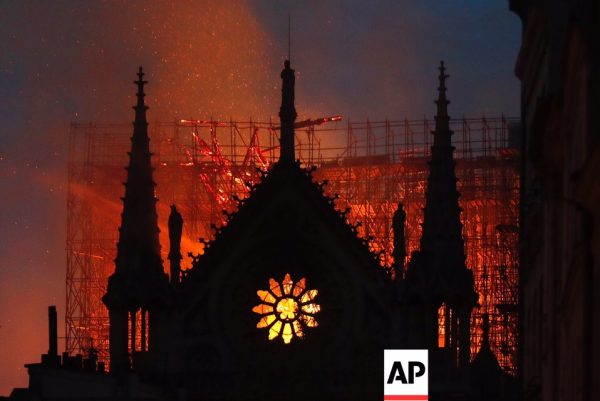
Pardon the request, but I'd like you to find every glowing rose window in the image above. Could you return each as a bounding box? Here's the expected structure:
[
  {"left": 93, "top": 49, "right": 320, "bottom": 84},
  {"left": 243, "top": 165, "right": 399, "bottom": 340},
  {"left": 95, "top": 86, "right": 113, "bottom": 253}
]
[{"left": 252, "top": 273, "right": 320, "bottom": 344}]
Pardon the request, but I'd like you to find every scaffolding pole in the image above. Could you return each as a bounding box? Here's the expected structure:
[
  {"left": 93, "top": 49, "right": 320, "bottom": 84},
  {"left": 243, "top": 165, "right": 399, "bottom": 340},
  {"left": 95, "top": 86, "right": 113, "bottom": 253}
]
[{"left": 65, "top": 116, "right": 520, "bottom": 375}]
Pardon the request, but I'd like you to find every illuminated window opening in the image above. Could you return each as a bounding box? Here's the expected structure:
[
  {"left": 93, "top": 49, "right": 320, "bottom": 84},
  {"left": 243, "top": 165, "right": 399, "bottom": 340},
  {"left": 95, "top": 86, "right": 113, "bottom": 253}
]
[
  {"left": 253, "top": 273, "right": 320, "bottom": 344},
  {"left": 127, "top": 309, "right": 149, "bottom": 356},
  {"left": 438, "top": 303, "right": 450, "bottom": 348}
]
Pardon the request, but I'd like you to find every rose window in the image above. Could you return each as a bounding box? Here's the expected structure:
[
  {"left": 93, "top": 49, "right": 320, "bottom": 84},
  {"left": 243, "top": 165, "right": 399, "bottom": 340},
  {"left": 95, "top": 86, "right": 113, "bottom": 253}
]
[{"left": 252, "top": 273, "right": 320, "bottom": 344}]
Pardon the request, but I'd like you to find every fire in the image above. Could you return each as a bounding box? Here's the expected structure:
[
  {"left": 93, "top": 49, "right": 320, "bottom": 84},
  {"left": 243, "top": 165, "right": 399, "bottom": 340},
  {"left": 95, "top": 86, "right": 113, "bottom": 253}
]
[{"left": 67, "top": 116, "right": 519, "bottom": 374}]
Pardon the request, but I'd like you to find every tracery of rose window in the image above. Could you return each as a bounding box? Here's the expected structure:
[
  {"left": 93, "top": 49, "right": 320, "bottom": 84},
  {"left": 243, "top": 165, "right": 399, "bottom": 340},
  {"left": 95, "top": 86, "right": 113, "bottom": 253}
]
[{"left": 252, "top": 273, "right": 320, "bottom": 344}]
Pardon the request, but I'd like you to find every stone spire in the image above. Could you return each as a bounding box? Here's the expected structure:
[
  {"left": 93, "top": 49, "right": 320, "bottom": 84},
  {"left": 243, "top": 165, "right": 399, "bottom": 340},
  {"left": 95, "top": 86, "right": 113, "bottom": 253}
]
[
  {"left": 434, "top": 61, "right": 451, "bottom": 134},
  {"left": 279, "top": 60, "right": 297, "bottom": 163},
  {"left": 402, "top": 62, "right": 477, "bottom": 368},
  {"left": 419, "top": 61, "right": 466, "bottom": 271},
  {"left": 103, "top": 67, "right": 168, "bottom": 373},
  {"left": 113, "top": 66, "right": 163, "bottom": 281}
]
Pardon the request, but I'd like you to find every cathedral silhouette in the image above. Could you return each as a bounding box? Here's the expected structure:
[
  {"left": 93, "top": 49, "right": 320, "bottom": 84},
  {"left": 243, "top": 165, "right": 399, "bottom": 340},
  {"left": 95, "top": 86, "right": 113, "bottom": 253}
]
[{"left": 6, "top": 60, "right": 518, "bottom": 401}]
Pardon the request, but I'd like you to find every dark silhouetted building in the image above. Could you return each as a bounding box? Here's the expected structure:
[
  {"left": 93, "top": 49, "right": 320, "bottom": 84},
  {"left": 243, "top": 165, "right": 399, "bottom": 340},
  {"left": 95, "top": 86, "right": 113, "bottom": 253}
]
[
  {"left": 4, "top": 60, "right": 518, "bottom": 401},
  {"left": 510, "top": 1, "right": 600, "bottom": 401}
]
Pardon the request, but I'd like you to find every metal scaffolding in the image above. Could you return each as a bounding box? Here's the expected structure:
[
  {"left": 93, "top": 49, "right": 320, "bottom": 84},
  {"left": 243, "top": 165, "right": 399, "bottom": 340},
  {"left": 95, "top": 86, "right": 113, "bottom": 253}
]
[{"left": 66, "top": 116, "right": 519, "bottom": 374}]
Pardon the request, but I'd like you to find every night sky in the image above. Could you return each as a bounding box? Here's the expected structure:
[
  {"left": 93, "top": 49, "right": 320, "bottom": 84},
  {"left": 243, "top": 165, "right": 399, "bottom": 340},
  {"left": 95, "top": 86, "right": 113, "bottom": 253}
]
[{"left": 0, "top": 0, "right": 519, "bottom": 394}]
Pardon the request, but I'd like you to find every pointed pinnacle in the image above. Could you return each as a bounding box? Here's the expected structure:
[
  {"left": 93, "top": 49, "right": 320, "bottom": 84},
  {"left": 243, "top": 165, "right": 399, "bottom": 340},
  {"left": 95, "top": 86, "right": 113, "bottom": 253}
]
[
  {"left": 435, "top": 61, "right": 450, "bottom": 127},
  {"left": 437, "top": 60, "right": 449, "bottom": 103},
  {"left": 134, "top": 66, "right": 148, "bottom": 105}
]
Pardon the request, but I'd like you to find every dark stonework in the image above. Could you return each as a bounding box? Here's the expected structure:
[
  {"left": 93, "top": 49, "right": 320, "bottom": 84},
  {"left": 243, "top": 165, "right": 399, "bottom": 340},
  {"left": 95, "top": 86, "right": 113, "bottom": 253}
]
[
  {"left": 102, "top": 67, "right": 170, "bottom": 374},
  {"left": 400, "top": 61, "right": 477, "bottom": 368},
  {"left": 8, "top": 62, "right": 519, "bottom": 401},
  {"left": 511, "top": 1, "right": 600, "bottom": 400}
]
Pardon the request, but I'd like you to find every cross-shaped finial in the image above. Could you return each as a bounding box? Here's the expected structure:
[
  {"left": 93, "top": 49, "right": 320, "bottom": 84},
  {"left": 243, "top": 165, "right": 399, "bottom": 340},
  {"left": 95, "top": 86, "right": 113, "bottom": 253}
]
[
  {"left": 135, "top": 66, "right": 148, "bottom": 93},
  {"left": 439, "top": 60, "right": 449, "bottom": 81},
  {"left": 134, "top": 66, "right": 149, "bottom": 109}
]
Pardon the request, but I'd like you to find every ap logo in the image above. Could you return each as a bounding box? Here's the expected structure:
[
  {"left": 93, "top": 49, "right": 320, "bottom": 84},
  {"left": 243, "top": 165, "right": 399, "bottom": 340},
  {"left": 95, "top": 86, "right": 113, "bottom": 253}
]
[{"left": 384, "top": 349, "right": 428, "bottom": 400}]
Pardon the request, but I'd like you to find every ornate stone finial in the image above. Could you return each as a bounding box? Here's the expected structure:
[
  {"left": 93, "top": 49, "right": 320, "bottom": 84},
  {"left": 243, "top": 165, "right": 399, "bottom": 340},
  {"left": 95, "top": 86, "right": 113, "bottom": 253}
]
[
  {"left": 135, "top": 67, "right": 147, "bottom": 97},
  {"left": 133, "top": 66, "right": 149, "bottom": 121},
  {"left": 438, "top": 61, "right": 448, "bottom": 93},
  {"left": 435, "top": 60, "right": 450, "bottom": 131},
  {"left": 279, "top": 60, "right": 297, "bottom": 163}
]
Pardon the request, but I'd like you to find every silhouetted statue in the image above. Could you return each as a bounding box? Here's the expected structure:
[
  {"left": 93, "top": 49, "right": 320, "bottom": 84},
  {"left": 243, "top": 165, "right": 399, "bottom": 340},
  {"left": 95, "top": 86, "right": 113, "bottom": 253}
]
[
  {"left": 168, "top": 204, "right": 183, "bottom": 285},
  {"left": 392, "top": 202, "right": 406, "bottom": 277}
]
